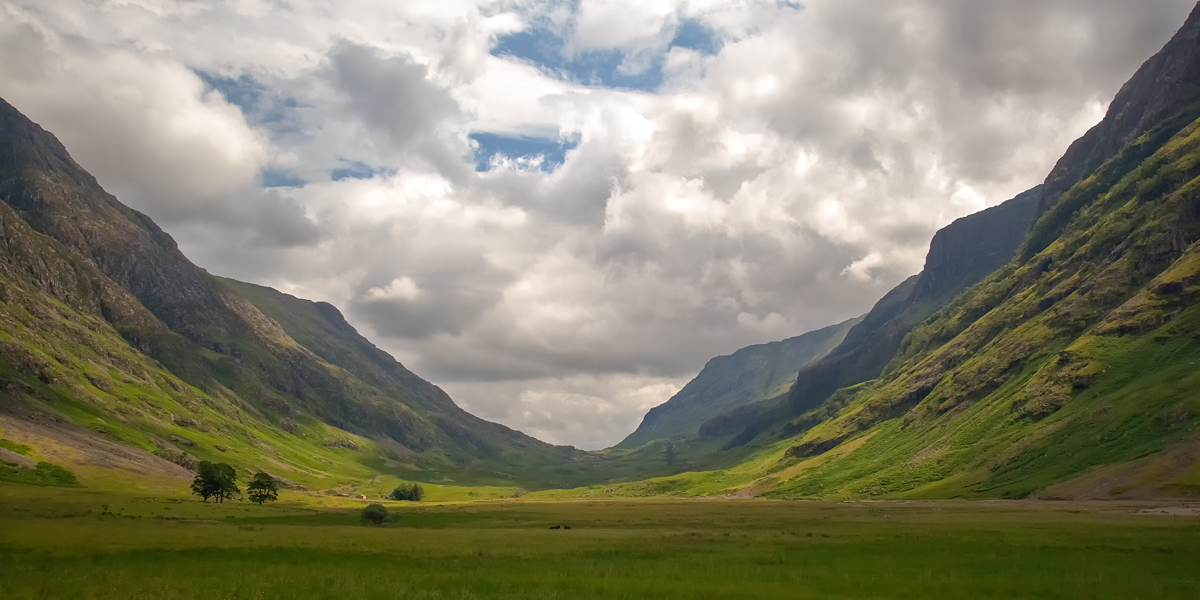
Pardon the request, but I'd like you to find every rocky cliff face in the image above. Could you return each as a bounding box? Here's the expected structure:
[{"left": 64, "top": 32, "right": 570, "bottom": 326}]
[
  {"left": 0, "top": 99, "right": 241, "bottom": 341},
  {"left": 1038, "top": 2, "right": 1200, "bottom": 215},
  {"left": 781, "top": 186, "right": 1042, "bottom": 419},
  {"left": 762, "top": 3, "right": 1200, "bottom": 500},
  {"left": 914, "top": 187, "right": 1043, "bottom": 302}
]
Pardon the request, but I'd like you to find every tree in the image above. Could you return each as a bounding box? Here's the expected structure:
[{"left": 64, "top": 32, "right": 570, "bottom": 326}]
[
  {"left": 213, "top": 463, "right": 239, "bottom": 503},
  {"left": 390, "top": 483, "right": 424, "bottom": 501},
  {"left": 191, "top": 461, "right": 239, "bottom": 503},
  {"left": 664, "top": 441, "right": 677, "bottom": 467},
  {"left": 247, "top": 472, "right": 279, "bottom": 505},
  {"left": 362, "top": 503, "right": 389, "bottom": 526},
  {"left": 191, "top": 461, "right": 219, "bottom": 502}
]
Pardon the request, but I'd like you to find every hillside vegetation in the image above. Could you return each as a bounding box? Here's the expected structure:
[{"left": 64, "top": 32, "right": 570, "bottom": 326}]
[
  {"left": 562, "top": 2, "right": 1200, "bottom": 501},
  {"left": 3, "top": 3, "right": 1200, "bottom": 503},
  {"left": 0, "top": 96, "right": 595, "bottom": 492}
]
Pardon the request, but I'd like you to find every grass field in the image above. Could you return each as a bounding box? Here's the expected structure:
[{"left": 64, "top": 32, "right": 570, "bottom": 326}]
[{"left": 1, "top": 482, "right": 1198, "bottom": 599}]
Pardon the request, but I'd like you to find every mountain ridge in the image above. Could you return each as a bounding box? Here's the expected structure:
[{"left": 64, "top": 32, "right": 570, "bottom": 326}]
[
  {"left": 616, "top": 317, "right": 860, "bottom": 449},
  {"left": 0, "top": 95, "right": 593, "bottom": 489}
]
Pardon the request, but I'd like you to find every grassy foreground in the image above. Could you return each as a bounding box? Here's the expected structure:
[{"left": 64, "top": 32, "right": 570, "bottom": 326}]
[{"left": 1, "top": 483, "right": 1198, "bottom": 599}]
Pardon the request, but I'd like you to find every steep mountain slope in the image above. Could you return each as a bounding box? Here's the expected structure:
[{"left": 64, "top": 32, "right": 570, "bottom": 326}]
[
  {"left": 0, "top": 96, "right": 589, "bottom": 489},
  {"left": 572, "top": 2, "right": 1200, "bottom": 501},
  {"left": 755, "top": 4, "right": 1200, "bottom": 499},
  {"left": 681, "top": 187, "right": 1042, "bottom": 453},
  {"left": 221, "top": 279, "right": 592, "bottom": 483},
  {"left": 783, "top": 187, "right": 1043, "bottom": 417},
  {"left": 616, "top": 318, "right": 859, "bottom": 449}
]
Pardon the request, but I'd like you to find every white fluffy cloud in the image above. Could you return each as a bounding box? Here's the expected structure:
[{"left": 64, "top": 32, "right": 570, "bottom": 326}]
[{"left": 1, "top": 0, "right": 1195, "bottom": 448}]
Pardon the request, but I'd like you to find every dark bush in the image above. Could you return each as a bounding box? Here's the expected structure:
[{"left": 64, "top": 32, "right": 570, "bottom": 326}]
[
  {"left": 0, "top": 461, "right": 80, "bottom": 487},
  {"left": 362, "top": 503, "right": 389, "bottom": 526}
]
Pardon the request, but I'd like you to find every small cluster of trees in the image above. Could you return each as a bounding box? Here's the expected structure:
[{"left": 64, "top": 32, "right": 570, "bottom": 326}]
[
  {"left": 247, "top": 472, "right": 279, "bottom": 505},
  {"left": 190, "top": 462, "right": 279, "bottom": 505},
  {"left": 390, "top": 483, "right": 424, "bottom": 501},
  {"left": 191, "top": 462, "right": 238, "bottom": 503}
]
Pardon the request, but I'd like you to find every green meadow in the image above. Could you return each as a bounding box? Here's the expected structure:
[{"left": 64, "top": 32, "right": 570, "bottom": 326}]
[{"left": 1, "top": 482, "right": 1198, "bottom": 599}]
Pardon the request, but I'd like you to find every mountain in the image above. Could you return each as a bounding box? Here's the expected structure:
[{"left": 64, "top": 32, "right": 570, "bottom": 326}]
[
  {"left": 565, "top": 2, "right": 1200, "bottom": 501},
  {"left": 616, "top": 317, "right": 860, "bottom": 449},
  {"left": 742, "top": 2, "right": 1200, "bottom": 499},
  {"left": 785, "top": 187, "right": 1043, "bottom": 416},
  {"left": 0, "top": 96, "right": 590, "bottom": 489},
  {"left": 680, "top": 186, "right": 1042, "bottom": 453}
]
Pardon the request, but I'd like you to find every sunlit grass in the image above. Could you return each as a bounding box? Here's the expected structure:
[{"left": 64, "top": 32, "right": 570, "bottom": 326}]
[{"left": 2, "top": 483, "right": 1198, "bottom": 599}]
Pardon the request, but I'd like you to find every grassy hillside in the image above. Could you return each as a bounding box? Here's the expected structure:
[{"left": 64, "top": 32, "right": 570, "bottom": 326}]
[
  {"left": 0, "top": 95, "right": 602, "bottom": 491},
  {"left": 552, "top": 3, "right": 1200, "bottom": 501}
]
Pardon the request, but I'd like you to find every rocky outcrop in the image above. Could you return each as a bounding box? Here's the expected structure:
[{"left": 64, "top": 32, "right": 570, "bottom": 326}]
[
  {"left": 1037, "top": 3, "right": 1200, "bottom": 216},
  {"left": 914, "top": 187, "right": 1042, "bottom": 301}
]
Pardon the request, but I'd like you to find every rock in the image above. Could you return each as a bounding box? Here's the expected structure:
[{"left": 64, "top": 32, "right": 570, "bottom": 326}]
[
  {"left": 153, "top": 449, "right": 198, "bottom": 471},
  {"left": 0, "top": 447, "right": 36, "bottom": 469},
  {"left": 171, "top": 415, "right": 199, "bottom": 428}
]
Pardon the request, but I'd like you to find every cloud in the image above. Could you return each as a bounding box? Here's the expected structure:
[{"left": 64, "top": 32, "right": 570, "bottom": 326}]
[
  {"left": 2, "top": 0, "right": 1196, "bottom": 449},
  {"left": 326, "top": 41, "right": 463, "bottom": 167},
  {"left": 442, "top": 374, "right": 685, "bottom": 449},
  {"left": 0, "top": 6, "right": 323, "bottom": 248}
]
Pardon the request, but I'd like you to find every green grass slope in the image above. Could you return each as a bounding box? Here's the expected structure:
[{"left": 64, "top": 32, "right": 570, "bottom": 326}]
[
  {"left": 562, "top": 3, "right": 1200, "bottom": 501},
  {"left": 755, "top": 39, "right": 1200, "bottom": 500}
]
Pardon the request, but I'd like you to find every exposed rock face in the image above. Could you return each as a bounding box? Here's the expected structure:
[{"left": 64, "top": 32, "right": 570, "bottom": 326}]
[
  {"left": 783, "top": 187, "right": 1042, "bottom": 417},
  {"left": 617, "top": 318, "right": 859, "bottom": 449},
  {"left": 0, "top": 99, "right": 244, "bottom": 341},
  {"left": 914, "top": 187, "right": 1043, "bottom": 302},
  {"left": 1039, "top": 2, "right": 1200, "bottom": 214},
  {"left": 620, "top": 185, "right": 1042, "bottom": 452},
  {"left": 763, "top": 3, "right": 1200, "bottom": 500}
]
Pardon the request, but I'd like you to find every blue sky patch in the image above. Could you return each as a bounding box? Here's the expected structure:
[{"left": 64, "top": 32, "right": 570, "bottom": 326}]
[
  {"left": 491, "top": 17, "right": 724, "bottom": 92},
  {"left": 492, "top": 27, "right": 665, "bottom": 91},
  {"left": 470, "top": 132, "right": 578, "bottom": 172},
  {"left": 197, "top": 71, "right": 300, "bottom": 133},
  {"left": 670, "top": 19, "right": 721, "bottom": 55},
  {"left": 262, "top": 168, "right": 306, "bottom": 188},
  {"left": 332, "top": 160, "right": 394, "bottom": 181}
]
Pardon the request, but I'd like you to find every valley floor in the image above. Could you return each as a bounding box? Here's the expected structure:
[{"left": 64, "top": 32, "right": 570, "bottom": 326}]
[{"left": 1, "top": 483, "right": 1198, "bottom": 599}]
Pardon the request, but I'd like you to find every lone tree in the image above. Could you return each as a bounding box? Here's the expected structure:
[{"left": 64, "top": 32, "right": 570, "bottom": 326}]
[
  {"left": 191, "top": 461, "right": 239, "bottom": 503},
  {"left": 247, "top": 472, "right": 279, "bottom": 505},
  {"left": 362, "top": 503, "right": 389, "bottom": 526},
  {"left": 391, "top": 483, "right": 424, "bottom": 501}
]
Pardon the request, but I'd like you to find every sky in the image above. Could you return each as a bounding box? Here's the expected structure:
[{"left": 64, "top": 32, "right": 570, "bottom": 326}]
[{"left": 1, "top": 0, "right": 1195, "bottom": 450}]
